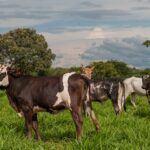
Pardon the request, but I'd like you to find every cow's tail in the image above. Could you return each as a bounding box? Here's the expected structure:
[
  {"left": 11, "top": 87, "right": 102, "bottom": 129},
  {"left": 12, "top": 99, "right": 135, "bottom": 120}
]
[{"left": 80, "top": 74, "right": 92, "bottom": 116}]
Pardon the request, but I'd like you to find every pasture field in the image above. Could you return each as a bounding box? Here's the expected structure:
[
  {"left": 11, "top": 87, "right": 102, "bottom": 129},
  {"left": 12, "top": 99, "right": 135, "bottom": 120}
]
[{"left": 0, "top": 92, "right": 150, "bottom": 150}]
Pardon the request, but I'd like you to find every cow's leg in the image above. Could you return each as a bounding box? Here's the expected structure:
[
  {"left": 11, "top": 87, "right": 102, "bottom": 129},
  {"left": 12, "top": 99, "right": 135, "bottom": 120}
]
[
  {"left": 147, "top": 94, "right": 150, "bottom": 104},
  {"left": 146, "top": 90, "right": 150, "bottom": 104},
  {"left": 131, "top": 93, "right": 136, "bottom": 107},
  {"left": 89, "top": 102, "right": 100, "bottom": 132},
  {"left": 32, "top": 113, "right": 41, "bottom": 140},
  {"left": 84, "top": 92, "right": 100, "bottom": 131},
  {"left": 24, "top": 110, "right": 33, "bottom": 139},
  {"left": 71, "top": 106, "right": 83, "bottom": 141},
  {"left": 123, "top": 89, "right": 131, "bottom": 110},
  {"left": 7, "top": 95, "right": 23, "bottom": 117}
]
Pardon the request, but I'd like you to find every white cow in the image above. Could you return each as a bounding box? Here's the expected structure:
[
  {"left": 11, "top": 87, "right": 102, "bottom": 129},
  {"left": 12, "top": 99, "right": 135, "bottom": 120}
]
[{"left": 123, "top": 76, "right": 146, "bottom": 107}]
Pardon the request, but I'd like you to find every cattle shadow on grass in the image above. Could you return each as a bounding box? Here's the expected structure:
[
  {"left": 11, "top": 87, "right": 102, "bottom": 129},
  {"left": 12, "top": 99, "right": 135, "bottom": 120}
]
[
  {"left": 133, "top": 107, "right": 150, "bottom": 119},
  {"left": 39, "top": 117, "right": 76, "bottom": 141},
  {"left": 42, "top": 130, "right": 75, "bottom": 142},
  {"left": 40, "top": 119, "right": 97, "bottom": 142},
  {"left": 14, "top": 121, "right": 75, "bottom": 141}
]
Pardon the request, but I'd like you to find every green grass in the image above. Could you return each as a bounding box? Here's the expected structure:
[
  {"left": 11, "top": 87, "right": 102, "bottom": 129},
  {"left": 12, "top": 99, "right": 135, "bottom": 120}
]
[{"left": 0, "top": 93, "right": 150, "bottom": 150}]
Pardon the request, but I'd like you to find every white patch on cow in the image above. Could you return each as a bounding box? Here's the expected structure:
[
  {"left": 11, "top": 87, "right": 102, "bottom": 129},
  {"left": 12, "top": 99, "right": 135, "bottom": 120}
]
[
  {"left": 96, "top": 84, "right": 101, "bottom": 89},
  {"left": 84, "top": 87, "right": 91, "bottom": 116},
  {"left": 0, "top": 65, "right": 9, "bottom": 86},
  {"left": 17, "top": 112, "right": 24, "bottom": 118},
  {"left": 53, "top": 72, "right": 75, "bottom": 109},
  {"left": 33, "top": 106, "right": 46, "bottom": 113},
  {"left": 109, "top": 83, "right": 114, "bottom": 94},
  {"left": 90, "top": 83, "right": 96, "bottom": 94},
  {"left": 124, "top": 77, "right": 146, "bottom": 98}
]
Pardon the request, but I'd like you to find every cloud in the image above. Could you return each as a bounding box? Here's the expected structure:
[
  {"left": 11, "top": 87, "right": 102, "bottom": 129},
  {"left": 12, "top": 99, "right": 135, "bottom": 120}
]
[
  {"left": 0, "top": 0, "right": 150, "bottom": 31},
  {"left": 41, "top": 31, "right": 92, "bottom": 67},
  {"left": 41, "top": 27, "right": 150, "bottom": 68},
  {"left": 88, "top": 28, "right": 105, "bottom": 39},
  {"left": 132, "top": 6, "right": 150, "bottom": 10},
  {"left": 81, "top": 37, "right": 150, "bottom": 68},
  {"left": 87, "top": 27, "right": 150, "bottom": 39},
  {"left": 64, "top": 9, "right": 130, "bottom": 20},
  {"left": 0, "top": 18, "right": 48, "bottom": 28},
  {"left": 0, "top": 0, "right": 150, "bottom": 68},
  {"left": 80, "top": 1, "right": 101, "bottom": 8}
]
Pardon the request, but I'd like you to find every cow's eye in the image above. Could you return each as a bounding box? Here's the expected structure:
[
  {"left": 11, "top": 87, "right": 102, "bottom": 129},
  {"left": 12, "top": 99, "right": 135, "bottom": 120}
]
[{"left": 0, "top": 72, "right": 6, "bottom": 81}]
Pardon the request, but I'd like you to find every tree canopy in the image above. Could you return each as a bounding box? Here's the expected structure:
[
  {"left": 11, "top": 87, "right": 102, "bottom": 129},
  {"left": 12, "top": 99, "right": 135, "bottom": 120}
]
[
  {"left": 0, "top": 28, "right": 55, "bottom": 74},
  {"left": 90, "top": 60, "right": 134, "bottom": 80},
  {"left": 142, "top": 40, "right": 150, "bottom": 47}
]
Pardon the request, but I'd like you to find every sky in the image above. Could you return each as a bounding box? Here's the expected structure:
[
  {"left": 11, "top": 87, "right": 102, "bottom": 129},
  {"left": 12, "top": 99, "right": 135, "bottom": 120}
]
[{"left": 0, "top": 0, "right": 150, "bottom": 68}]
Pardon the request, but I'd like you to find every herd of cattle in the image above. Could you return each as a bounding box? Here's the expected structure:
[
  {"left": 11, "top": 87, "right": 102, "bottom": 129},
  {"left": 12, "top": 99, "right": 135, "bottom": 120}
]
[{"left": 0, "top": 64, "right": 150, "bottom": 142}]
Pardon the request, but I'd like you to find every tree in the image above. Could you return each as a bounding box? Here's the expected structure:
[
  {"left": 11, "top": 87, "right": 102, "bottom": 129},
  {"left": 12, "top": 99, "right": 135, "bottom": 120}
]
[
  {"left": 108, "top": 60, "right": 132, "bottom": 77},
  {"left": 0, "top": 28, "right": 55, "bottom": 74},
  {"left": 142, "top": 40, "right": 150, "bottom": 47},
  {"left": 91, "top": 61, "right": 118, "bottom": 80},
  {"left": 90, "top": 60, "right": 133, "bottom": 80}
]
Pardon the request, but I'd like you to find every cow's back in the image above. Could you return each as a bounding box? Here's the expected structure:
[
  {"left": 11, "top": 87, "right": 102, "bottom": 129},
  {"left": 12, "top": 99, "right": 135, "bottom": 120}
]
[
  {"left": 131, "top": 77, "right": 146, "bottom": 95},
  {"left": 8, "top": 76, "right": 62, "bottom": 108},
  {"left": 124, "top": 77, "right": 146, "bottom": 96}
]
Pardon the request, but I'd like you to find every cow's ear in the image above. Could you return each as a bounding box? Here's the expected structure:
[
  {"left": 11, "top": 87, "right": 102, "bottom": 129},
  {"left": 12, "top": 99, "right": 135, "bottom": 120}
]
[
  {"left": 80, "top": 64, "right": 85, "bottom": 72},
  {"left": 91, "top": 66, "right": 94, "bottom": 71}
]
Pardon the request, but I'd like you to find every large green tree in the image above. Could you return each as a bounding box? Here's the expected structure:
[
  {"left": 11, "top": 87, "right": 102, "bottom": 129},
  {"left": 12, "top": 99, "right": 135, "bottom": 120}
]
[
  {"left": 91, "top": 61, "right": 118, "bottom": 79},
  {"left": 91, "top": 60, "right": 133, "bottom": 80},
  {"left": 0, "top": 28, "right": 55, "bottom": 74},
  {"left": 107, "top": 60, "right": 132, "bottom": 77}
]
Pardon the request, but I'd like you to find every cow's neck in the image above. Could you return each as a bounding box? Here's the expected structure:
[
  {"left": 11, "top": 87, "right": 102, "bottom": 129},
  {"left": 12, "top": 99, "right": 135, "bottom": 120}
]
[{"left": 5, "top": 74, "right": 17, "bottom": 90}]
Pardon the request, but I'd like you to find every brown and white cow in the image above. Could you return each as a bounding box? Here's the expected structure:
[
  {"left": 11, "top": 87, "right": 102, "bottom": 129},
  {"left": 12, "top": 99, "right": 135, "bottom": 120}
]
[{"left": 0, "top": 64, "right": 100, "bottom": 141}]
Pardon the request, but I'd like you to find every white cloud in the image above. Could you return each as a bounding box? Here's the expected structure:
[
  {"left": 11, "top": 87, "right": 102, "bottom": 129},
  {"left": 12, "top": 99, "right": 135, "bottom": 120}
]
[
  {"left": 0, "top": 0, "right": 150, "bottom": 68},
  {"left": 41, "top": 30, "right": 93, "bottom": 67},
  {"left": 88, "top": 28, "right": 105, "bottom": 39},
  {"left": 0, "top": 18, "right": 48, "bottom": 28},
  {"left": 87, "top": 27, "right": 150, "bottom": 39},
  {"left": 81, "top": 36, "right": 150, "bottom": 68},
  {"left": 41, "top": 27, "right": 150, "bottom": 67}
]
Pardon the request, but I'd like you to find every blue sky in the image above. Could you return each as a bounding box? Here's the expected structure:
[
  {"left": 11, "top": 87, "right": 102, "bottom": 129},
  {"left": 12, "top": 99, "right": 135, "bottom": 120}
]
[{"left": 0, "top": 0, "right": 150, "bottom": 68}]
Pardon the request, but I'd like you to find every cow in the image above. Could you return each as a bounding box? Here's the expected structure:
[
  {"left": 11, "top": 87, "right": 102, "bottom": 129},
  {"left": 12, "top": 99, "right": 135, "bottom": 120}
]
[
  {"left": 90, "top": 79, "right": 125, "bottom": 114},
  {"left": 123, "top": 77, "right": 147, "bottom": 107},
  {"left": 141, "top": 75, "right": 150, "bottom": 103},
  {"left": 81, "top": 65, "right": 125, "bottom": 114},
  {"left": 0, "top": 64, "right": 100, "bottom": 141}
]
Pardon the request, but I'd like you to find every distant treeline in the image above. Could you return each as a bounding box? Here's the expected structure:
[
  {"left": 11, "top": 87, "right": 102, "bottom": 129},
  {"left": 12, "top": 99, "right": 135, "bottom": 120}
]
[{"left": 37, "top": 60, "right": 150, "bottom": 80}]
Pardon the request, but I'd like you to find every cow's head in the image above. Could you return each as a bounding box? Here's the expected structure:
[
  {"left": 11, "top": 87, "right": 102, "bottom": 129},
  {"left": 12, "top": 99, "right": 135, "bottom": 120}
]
[
  {"left": 142, "top": 75, "right": 150, "bottom": 104},
  {"left": 0, "top": 64, "right": 21, "bottom": 87},
  {"left": 142, "top": 75, "right": 150, "bottom": 90},
  {"left": 81, "top": 65, "right": 94, "bottom": 79}
]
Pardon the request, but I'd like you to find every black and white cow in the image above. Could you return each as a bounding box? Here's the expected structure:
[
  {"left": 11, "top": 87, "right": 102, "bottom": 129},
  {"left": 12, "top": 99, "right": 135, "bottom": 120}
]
[
  {"left": 89, "top": 79, "right": 125, "bottom": 114},
  {"left": 0, "top": 64, "right": 100, "bottom": 141},
  {"left": 81, "top": 65, "right": 125, "bottom": 114}
]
